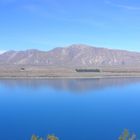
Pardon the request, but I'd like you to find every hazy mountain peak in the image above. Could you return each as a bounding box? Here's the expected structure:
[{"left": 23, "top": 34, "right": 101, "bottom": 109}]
[
  {"left": 2, "top": 50, "right": 17, "bottom": 55},
  {"left": 25, "top": 49, "right": 41, "bottom": 52},
  {"left": 68, "top": 44, "right": 92, "bottom": 49}
]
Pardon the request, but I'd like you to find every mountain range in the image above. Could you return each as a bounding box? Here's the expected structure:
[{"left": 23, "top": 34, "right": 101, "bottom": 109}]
[{"left": 0, "top": 44, "right": 140, "bottom": 67}]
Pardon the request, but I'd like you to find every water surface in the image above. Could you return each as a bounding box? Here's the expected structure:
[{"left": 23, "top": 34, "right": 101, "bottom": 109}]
[{"left": 0, "top": 78, "right": 140, "bottom": 140}]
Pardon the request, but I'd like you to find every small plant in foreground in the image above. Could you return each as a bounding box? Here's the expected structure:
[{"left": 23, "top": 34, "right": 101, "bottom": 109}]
[
  {"left": 31, "top": 134, "right": 58, "bottom": 140},
  {"left": 47, "top": 134, "right": 59, "bottom": 140},
  {"left": 119, "top": 129, "right": 136, "bottom": 140}
]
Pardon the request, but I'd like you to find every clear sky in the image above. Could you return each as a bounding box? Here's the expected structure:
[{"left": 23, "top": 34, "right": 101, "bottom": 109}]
[{"left": 0, "top": 0, "right": 140, "bottom": 52}]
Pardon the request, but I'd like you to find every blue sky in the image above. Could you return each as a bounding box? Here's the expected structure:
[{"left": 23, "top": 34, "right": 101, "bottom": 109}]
[{"left": 0, "top": 0, "right": 140, "bottom": 51}]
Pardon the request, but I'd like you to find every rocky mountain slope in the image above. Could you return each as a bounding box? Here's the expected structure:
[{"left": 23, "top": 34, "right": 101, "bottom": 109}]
[{"left": 0, "top": 44, "right": 140, "bottom": 67}]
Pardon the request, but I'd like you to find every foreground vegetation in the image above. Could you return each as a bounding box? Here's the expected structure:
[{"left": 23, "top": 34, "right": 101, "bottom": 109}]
[
  {"left": 119, "top": 129, "right": 136, "bottom": 140},
  {"left": 31, "top": 129, "right": 137, "bottom": 140},
  {"left": 31, "top": 134, "right": 58, "bottom": 140}
]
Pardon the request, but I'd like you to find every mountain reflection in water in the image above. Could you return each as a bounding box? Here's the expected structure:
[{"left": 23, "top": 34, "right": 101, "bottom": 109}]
[{"left": 0, "top": 78, "right": 140, "bottom": 92}]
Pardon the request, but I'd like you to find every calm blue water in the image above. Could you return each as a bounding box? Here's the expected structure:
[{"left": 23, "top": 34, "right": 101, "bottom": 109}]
[{"left": 0, "top": 78, "right": 140, "bottom": 140}]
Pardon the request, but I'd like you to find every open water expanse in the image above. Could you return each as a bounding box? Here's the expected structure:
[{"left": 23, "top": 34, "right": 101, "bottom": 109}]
[{"left": 0, "top": 78, "right": 140, "bottom": 140}]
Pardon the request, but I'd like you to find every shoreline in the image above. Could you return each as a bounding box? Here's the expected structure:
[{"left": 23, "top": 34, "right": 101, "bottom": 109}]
[
  {"left": 1, "top": 66, "right": 140, "bottom": 79},
  {"left": 1, "top": 74, "right": 140, "bottom": 79}
]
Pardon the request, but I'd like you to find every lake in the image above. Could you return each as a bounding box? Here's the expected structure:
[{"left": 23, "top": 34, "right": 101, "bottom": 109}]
[{"left": 0, "top": 78, "right": 140, "bottom": 140}]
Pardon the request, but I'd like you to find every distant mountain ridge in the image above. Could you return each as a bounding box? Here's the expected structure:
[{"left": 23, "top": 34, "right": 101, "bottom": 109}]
[{"left": 1, "top": 44, "right": 140, "bottom": 67}]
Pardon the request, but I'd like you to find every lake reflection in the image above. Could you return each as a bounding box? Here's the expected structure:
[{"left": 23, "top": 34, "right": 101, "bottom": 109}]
[
  {"left": 0, "top": 78, "right": 140, "bottom": 140},
  {"left": 0, "top": 78, "right": 140, "bottom": 92}
]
